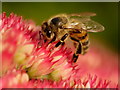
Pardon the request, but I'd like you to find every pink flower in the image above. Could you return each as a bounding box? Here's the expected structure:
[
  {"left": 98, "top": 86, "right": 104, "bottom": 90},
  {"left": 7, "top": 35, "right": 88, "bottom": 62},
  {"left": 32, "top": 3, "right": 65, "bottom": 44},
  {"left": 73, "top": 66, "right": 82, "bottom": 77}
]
[
  {"left": 0, "top": 12, "right": 41, "bottom": 75},
  {"left": 0, "top": 69, "right": 29, "bottom": 88},
  {"left": 0, "top": 12, "right": 118, "bottom": 88},
  {"left": 76, "top": 43, "right": 118, "bottom": 88}
]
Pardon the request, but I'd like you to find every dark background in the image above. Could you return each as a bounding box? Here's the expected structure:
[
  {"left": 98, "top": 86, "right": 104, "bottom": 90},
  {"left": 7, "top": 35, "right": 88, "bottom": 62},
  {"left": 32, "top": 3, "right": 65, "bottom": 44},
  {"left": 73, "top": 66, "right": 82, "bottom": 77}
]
[{"left": 2, "top": 2, "right": 118, "bottom": 53}]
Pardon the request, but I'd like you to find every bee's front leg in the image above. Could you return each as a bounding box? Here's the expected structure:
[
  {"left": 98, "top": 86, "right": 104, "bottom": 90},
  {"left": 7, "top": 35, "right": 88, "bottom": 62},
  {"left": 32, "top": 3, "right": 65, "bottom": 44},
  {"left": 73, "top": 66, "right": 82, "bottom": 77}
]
[
  {"left": 55, "top": 33, "right": 68, "bottom": 47},
  {"left": 48, "top": 33, "right": 56, "bottom": 44},
  {"left": 70, "top": 37, "right": 82, "bottom": 63}
]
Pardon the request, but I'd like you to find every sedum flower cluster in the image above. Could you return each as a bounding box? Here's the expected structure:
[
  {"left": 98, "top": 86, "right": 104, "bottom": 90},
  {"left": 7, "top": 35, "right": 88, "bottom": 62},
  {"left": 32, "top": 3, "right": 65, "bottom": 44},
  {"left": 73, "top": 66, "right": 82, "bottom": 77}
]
[{"left": 0, "top": 12, "right": 118, "bottom": 88}]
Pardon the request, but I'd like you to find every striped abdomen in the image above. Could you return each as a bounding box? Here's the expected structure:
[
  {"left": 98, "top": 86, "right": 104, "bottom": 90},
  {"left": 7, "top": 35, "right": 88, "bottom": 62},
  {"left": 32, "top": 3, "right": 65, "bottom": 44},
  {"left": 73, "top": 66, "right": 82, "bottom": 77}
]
[
  {"left": 80, "top": 32, "right": 90, "bottom": 55},
  {"left": 70, "top": 30, "right": 90, "bottom": 55}
]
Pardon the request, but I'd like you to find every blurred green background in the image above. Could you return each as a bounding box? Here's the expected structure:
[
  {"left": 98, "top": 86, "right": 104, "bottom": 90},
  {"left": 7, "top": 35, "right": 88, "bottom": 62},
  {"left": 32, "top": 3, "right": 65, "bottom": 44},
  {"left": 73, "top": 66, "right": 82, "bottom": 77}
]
[{"left": 2, "top": 2, "right": 118, "bottom": 53}]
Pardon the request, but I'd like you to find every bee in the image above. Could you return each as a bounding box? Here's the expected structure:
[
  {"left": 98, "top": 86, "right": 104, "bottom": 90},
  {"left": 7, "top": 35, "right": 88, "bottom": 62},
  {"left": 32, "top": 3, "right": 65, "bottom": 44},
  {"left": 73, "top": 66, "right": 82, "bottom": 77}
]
[{"left": 41, "top": 12, "right": 105, "bottom": 62}]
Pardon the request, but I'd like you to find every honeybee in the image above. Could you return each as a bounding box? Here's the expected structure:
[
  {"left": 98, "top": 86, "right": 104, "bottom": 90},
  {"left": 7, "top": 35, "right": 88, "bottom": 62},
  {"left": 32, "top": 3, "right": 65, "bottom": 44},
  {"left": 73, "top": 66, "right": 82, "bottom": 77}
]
[{"left": 41, "top": 12, "right": 104, "bottom": 62}]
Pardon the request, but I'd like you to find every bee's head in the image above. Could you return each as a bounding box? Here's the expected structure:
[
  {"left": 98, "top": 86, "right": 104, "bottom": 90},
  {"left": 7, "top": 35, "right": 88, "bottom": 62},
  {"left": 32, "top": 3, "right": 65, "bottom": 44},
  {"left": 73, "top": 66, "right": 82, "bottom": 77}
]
[
  {"left": 50, "top": 16, "right": 68, "bottom": 28},
  {"left": 41, "top": 22, "right": 53, "bottom": 38}
]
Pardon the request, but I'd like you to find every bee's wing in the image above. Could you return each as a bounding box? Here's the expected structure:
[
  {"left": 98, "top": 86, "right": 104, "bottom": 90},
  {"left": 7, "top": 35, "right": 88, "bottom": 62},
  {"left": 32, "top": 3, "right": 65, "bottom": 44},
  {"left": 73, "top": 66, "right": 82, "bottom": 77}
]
[
  {"left": 69, "top": 12, "right": 96, "bottom": 17},
  {"left": 80, "top": 18, "right": 105, "bottom": 32},
  {"left": 68, "top": 12, "right": 105, "bottom": 32}
]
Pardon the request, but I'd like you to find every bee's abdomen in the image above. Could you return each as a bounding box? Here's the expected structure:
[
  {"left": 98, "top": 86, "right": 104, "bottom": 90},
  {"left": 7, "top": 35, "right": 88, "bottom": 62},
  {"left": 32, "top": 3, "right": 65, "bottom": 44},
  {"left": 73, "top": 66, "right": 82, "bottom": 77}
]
[
  {"left": 82, "top": 40, "right": 90, "bottom": 54},
  {"left": 78, "top": 33, "right": 90, "bottom": 54}
]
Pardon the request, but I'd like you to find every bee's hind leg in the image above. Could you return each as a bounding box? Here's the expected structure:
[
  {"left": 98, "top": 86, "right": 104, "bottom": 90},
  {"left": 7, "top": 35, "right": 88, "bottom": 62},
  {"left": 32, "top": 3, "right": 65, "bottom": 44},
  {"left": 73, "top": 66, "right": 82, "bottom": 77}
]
[
  {"left": 55, "top": 33, "right": 68, "bottom": 47},
  {"left": 70, "top": 37, "right": 82, "bottom": 63},
  {"left": 72, "top": 43, "right": 82, "bottom": 62}
]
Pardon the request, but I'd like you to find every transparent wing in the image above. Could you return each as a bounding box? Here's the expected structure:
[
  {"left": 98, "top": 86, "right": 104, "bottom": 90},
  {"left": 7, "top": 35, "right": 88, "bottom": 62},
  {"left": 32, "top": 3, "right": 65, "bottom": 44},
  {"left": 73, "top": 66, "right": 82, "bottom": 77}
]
[
  {"left": 68, "top": 12, "right": 105, "bottom": 32},
  {"left": 81, "top": 18, "right": 105, "bottom": 32},
  {"left": 69, "top": 12, "right": 96, "bottom": 17}
]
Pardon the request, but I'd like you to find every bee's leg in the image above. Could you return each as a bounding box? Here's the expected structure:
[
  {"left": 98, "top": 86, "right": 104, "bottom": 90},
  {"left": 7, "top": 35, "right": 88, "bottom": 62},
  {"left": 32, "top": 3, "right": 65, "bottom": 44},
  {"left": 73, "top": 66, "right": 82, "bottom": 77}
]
[
  {"left": 73, "top": 43, "right": 82, "bottom": 62},
  {"left": 48, "top": 34, "right": 56, "bottom": 44},
  {"left": 70, "top": 37, "right": 82, "bottom": 63},
  {"left": 55, "top": 33, "right": 68, "bottom": 47}
]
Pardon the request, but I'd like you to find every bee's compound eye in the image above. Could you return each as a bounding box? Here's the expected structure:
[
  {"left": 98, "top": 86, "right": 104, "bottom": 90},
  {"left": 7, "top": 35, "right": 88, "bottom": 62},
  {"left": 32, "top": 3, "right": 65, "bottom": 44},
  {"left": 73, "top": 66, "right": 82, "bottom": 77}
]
[{"left": 46, "top": 30, "right": 52, "bottom": 38}]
